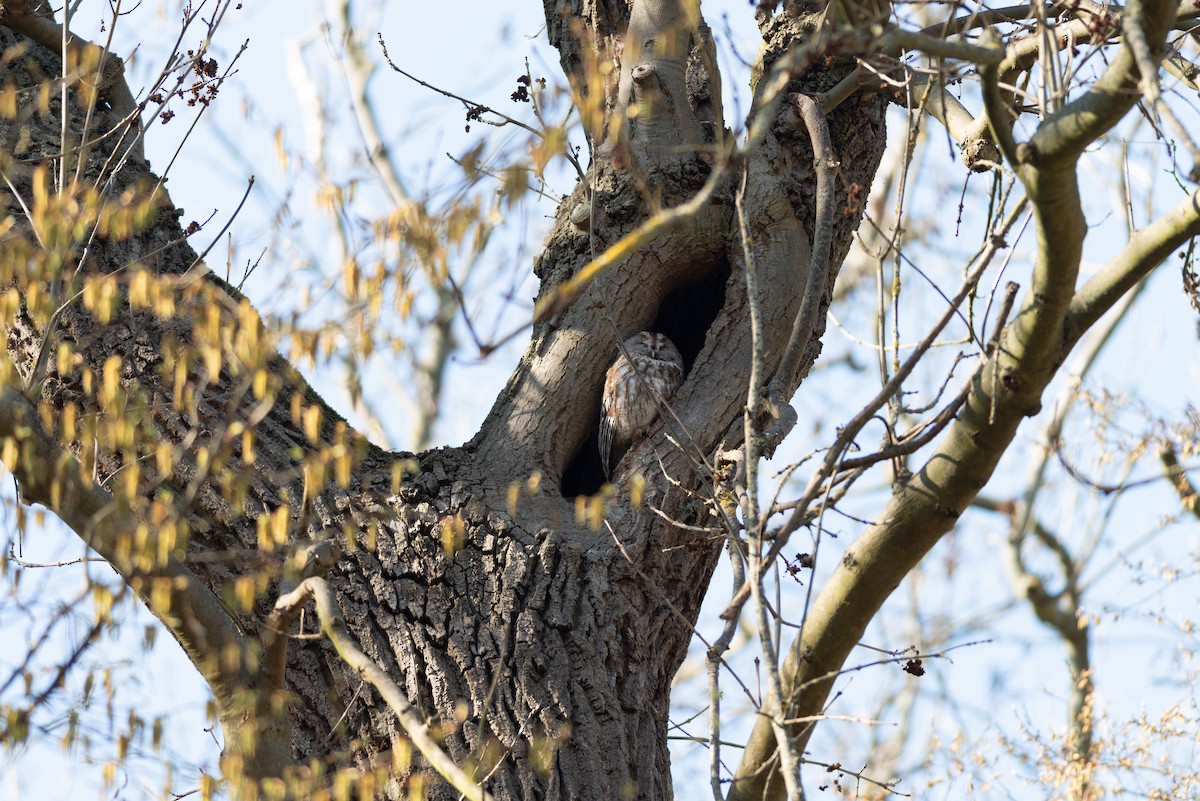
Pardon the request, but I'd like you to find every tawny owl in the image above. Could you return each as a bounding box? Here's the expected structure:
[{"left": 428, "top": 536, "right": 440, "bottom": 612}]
[{"left": 600, "top": 332, "right": 685, "bottom": 479}]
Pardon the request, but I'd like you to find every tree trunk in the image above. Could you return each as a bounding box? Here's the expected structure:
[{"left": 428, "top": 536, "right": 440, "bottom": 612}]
[{"left": 0, "top": 1, "right": 886, "bottom": 798}]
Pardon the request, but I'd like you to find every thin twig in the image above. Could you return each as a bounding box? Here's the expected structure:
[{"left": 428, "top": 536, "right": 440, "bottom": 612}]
[{"left": 722, "top": 198, "right": 1031, "bottom": 620}]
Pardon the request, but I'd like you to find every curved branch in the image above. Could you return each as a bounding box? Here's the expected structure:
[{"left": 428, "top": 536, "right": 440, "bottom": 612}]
[
  {"left": 730, "top": 0, "right": 1179, "bottom": 792},
  {"left": 1160, "top": 446, "right": 1200, "bottom": 518},
  {"left": 770, "top": 94, "right": 839, "bottom": 399},
  {"left": 876, "top": 27, "right": 1006, "bottom": 64},
  {"left": 1066, "top": 187, "right": 1200, "bottom": 340},
  {"left": 1032, "top": 0, "right": 1177, "bottom": 165},
  {"left": 721, "top": 198, "right": 1030, "bottom": 624},
  {"left": 980, "top": 55, "right": 1022, "bottom": 168}
]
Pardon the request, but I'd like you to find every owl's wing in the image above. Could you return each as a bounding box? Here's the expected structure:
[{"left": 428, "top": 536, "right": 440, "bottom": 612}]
[{"left": 599, "top": 403, "right": 616, "bottom": 481}]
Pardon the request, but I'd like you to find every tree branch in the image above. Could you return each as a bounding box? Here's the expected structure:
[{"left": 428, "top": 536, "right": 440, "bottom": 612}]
[
  {"left": 980, "top": 51, "right": 1021, "bottom": 168},
  {"left": 721, "top": 198, "right": 1030, "bottom": 623},
  {"left": 1066, "top": 187, "right": 1200, "bottom": 340},
  {"left": 1032, "top": 0, "right": 1177, "bottom": 166},
  {"left": 1160, "top": 445, "right": 1200, "bottom": 518},
  {"left": 768, "top": 94, "right": 839, "bottom": 404}
]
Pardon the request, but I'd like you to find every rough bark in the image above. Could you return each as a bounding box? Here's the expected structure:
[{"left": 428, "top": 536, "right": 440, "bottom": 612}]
[{"left": 0, "top": 2, "right": 886, "bottom": 800}]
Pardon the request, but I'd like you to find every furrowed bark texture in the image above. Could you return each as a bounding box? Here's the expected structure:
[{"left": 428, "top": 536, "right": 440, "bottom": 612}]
[{"left": 0, "top": 2, "right": 885, "bottom": 799}]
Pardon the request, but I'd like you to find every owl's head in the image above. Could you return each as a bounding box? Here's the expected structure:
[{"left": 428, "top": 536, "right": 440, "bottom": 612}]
[{"left": 625, "top": 331, "right": 684, "bottom": 371}]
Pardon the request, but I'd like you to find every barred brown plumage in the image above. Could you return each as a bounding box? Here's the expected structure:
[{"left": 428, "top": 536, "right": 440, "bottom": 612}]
[{"left": 599, "top": 332, "right": 685, "bottom": 480}]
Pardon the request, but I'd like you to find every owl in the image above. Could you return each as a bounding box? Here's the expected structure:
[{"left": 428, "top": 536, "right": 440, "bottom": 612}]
[{"left": 600, "top": 332, "right": 685, "bottom": 480}]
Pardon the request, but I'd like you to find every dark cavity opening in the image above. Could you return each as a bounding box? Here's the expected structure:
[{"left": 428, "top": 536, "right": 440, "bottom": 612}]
[{"left": 561, "top": 258, "right": 731, "bottom": 498}]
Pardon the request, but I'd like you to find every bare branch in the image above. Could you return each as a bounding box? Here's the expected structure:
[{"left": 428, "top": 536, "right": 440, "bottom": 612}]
[
  {"left": 980, "top": 50, "right": 1021, "bottom": 167},
  {"left": 769, "top": 94, "right": 839, "bottom": 401},
  {"left": 1032, "top": 0, "right": 1178, "bottom": 165},
  {"left": 877, "top": 27, "right": 1006, "bottom": 64},
  {"left": 1160, "top": 445, "right": 1200, "bottom": 518},
  {"left": 721, "top": 198, "right": 1031, "bottom": 623},
  {"left": 729, "top": 1, "right": 1180, "bottom": 789},
  {"left": 1066, "top": 187, "right": 1200, "bottom": 339}
]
